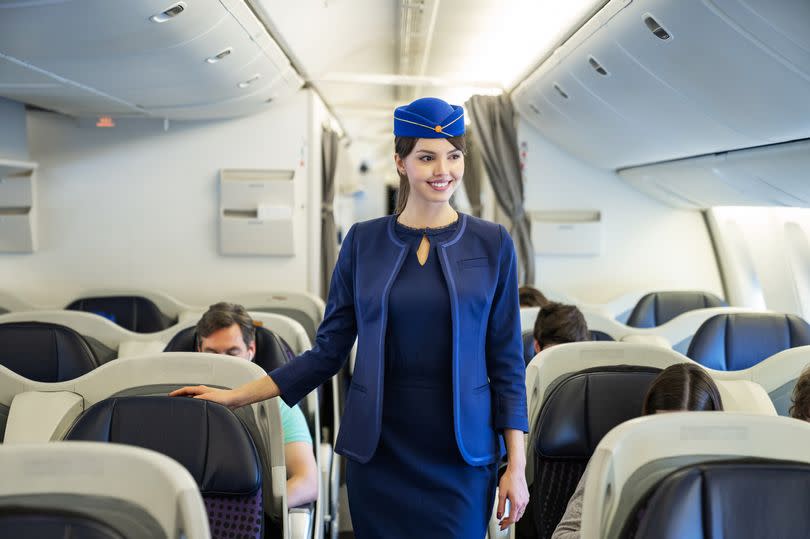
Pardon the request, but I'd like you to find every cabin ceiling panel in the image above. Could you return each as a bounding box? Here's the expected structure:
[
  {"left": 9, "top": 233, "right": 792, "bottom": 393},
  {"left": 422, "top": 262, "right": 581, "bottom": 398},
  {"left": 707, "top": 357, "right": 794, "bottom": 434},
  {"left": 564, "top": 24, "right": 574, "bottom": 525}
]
[
  {"left": 514, "top": 0, "right": 810, "bottom": 170},
  {"left": 253, "top": 0, "right": 395, "bottom": 78}
]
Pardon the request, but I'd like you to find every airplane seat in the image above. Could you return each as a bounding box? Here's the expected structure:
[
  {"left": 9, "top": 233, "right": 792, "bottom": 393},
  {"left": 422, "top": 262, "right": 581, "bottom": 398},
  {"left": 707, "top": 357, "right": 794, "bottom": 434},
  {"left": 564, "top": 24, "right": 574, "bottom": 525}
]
[
  {"left": 249, "top": 307, "right": 317, "bottom": 343},
  {"left": 521, "top": 330, "right": 616, "bottom": 365},
  {"left": 66, "top": 296, "right": 177, "bottom": 333},
  {"left": 524, "top": 365, "right": 661, "bottom": 539},
  {"left": 590, "top": 330, "right": 614, "bottom": 341},
  {"left": 0, "top": 442, "right": 209, "bottom": 538},
  {"left": 627, "top": 291, "right": 727, "bottom": 328},
  {"left": 581, "top": 414, "right": 810, "bottom": 539},
  {"left": 164, "top": 324, "right": 292, "bottom": 372},
  {"left": 64, "top": 396, "right": 265, "bottom": 539},
  {"left": 162, "top": 329, "right": 322, "bottom": 537},
  {"left": 0, "top": 321, "right": 108, "bottom": 382},
  {"left": 687, "top": 313, "right": 810, "bottom": 370},
  {"left": 623, "top": 460, "right": 810, "bottom": 539}
]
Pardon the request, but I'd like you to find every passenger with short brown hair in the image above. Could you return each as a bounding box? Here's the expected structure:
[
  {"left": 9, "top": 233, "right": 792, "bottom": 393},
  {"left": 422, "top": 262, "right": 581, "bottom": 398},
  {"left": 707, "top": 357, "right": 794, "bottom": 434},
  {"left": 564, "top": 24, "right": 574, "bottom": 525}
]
[
  {"left": 519, "top": 286, "right": 549, "bottom": 308},
  {"left": 789, "top": 365, "right": 810, "bottom": 422},
  {"left": 195, "top": 302, "right": 318, "bottom": 508},
  {"left": 533, "top": 302, "right": 589, "bottom": 354}
]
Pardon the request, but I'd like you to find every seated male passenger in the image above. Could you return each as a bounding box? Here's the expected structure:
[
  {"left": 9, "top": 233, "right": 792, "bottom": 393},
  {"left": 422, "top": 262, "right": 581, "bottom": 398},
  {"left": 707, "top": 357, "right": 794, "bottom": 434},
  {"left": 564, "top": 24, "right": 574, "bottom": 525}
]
[
  {"left": 533, "top": 302, "right": 589, "bottom": 354},
  {"left": 519, "top": 285, "right": 549, "bottom": 308},
  {"left": 789, "top": 366, "right": 810, "bottom": 421},
  {"left": 196, "top": 302, "right": 318, "bottom": 507},
  {"left": 551, "top": 363, "right": 724, "bottom": 539}
]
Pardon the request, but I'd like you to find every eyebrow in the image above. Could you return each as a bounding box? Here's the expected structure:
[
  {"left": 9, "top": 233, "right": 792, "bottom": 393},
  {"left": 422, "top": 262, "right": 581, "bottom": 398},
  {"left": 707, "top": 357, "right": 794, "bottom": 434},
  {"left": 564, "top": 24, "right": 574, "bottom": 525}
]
[{"left": 415, "top": 149, "right": 462, "bottom": 155}]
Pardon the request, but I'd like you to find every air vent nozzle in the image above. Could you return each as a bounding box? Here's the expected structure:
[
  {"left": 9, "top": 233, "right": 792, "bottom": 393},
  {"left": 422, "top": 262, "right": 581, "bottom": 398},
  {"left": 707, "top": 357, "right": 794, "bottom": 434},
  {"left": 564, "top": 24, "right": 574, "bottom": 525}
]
[
  {"left": 588, "top": 56, "right": 609, "bottom": 76},
  {"left": 553, "top": 83, "right": 569, "bottom": 99},
  {"left": 644, "top": 15, "right": 671, "bottom": 40}
]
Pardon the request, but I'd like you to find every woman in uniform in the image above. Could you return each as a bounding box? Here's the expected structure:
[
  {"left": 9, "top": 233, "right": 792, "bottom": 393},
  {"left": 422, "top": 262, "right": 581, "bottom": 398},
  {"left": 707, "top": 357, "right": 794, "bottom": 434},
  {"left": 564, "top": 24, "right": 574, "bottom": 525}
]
[{"left": 172, "top": 97, "right": 529, "bottom": 537}]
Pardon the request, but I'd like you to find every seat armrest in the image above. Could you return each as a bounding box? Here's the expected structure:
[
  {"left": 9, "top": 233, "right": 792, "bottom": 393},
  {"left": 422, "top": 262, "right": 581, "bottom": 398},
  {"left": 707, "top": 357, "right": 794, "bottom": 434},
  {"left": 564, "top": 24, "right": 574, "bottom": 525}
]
[{"left": 289, "top": 504, "right": 314, "bottom": 539}]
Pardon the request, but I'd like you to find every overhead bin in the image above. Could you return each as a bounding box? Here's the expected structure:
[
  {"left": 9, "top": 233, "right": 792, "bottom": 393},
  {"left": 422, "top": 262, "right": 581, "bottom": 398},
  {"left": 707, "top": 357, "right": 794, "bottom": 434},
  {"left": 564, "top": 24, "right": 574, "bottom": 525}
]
[
  {"left": 0, "top": 0, "right": 302, "bottom": 119},
  {"left": 513, "top": 0, "right": 810, "bottom": 169},
  {"left": 0, "top": 0, "right": 228, "bottom": 58},
  {"left": 619, "top": 139, "right": 810, "bottom": 209}
]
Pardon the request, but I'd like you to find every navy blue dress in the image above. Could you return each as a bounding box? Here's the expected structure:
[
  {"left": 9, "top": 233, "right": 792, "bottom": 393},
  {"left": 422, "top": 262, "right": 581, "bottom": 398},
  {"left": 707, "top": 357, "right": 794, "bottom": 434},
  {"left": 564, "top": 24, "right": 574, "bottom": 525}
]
[{"left": 346, "top": 219, "right": 497, "bottom": 538}]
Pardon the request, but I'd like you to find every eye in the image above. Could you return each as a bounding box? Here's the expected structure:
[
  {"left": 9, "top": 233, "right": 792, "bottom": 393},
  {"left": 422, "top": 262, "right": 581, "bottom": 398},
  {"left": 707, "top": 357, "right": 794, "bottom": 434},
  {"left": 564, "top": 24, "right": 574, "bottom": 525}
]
[
  {"left": 450, "top": 153, "right": 462, "bottom": 160},
  {"left": 419, "top": 155, "right": 433, "bottom": 162}
]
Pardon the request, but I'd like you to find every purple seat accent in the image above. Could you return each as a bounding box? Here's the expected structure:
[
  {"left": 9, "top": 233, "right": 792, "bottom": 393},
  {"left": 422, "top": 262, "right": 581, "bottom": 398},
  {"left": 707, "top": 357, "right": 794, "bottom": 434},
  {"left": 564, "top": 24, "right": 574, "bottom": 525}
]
[{"left": 204, "top": 488, "right": 263, "bottom": 539}]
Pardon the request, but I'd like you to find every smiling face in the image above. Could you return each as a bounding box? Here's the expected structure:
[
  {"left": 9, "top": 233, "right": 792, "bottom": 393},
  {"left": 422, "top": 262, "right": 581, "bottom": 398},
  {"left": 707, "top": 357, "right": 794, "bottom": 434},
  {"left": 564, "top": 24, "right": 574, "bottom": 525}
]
[{"left": 395, "top": 137, "right": 464, "bottom": 208}]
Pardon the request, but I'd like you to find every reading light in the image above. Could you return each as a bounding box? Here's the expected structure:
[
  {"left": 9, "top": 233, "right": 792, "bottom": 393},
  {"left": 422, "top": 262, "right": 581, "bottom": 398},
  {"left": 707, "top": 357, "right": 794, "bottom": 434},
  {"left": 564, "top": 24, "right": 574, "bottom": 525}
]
[{"left": 150, "top": 2, "right": 186, "bottom": 23}]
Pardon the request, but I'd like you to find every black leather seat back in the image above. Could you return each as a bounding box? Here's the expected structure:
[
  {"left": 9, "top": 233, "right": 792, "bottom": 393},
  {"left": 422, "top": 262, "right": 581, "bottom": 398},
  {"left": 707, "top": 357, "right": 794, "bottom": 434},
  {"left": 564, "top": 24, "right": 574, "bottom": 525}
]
[
  {"left": 627, "top": 291, "right": 726, "bottom": 328},
  {"left": 687, "top": 313, "right": 810, "bottom": 370},
  {"left": 526, "top": 366, "right": 661, "bottom": 539},
  {"left": 66, "top": 296, "right": 176, "bottom": 333},
  {"left": 626, "top": 461, "right": 810, "bottom": 539},
  {"left": 0, "top": 509, "right": 125, "bottom": 539},
  {"left": 163, "top": 325, "right": 291, "bottom": 373},
  {"left": 65, "top": 396, "right": 263, "bottom": 539},
  {"left": 0, "top": 322, "right": 101, "bottom": 382}
]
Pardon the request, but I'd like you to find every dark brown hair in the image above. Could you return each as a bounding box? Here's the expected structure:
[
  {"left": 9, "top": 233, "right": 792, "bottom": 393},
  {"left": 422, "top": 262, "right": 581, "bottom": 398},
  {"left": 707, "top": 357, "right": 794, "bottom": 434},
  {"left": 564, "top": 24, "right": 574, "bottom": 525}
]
[
  {"left": 519, "top": 286, "right": 549, "bottom": 308},
  {"left": 642, "top": 363, "right": 724, "bottom": 415},
  {"left": 789, "top": 366, "right": 810, "bottom": 421},
  {"left": 533, "top": 302, "right": 589, "bottom": 348},
  {"left": 196, "top": 302, "right": 256, "bottom": 348},
  {"left": 394, "top": 135, "right": 466, "bottom": 214}
]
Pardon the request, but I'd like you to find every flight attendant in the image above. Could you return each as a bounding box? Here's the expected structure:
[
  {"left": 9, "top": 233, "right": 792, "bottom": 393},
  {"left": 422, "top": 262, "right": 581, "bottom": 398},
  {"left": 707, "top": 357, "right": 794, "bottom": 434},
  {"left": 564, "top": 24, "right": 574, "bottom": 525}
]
[{"left": 171, "top": 97, "right": 529, "bottom": 537}]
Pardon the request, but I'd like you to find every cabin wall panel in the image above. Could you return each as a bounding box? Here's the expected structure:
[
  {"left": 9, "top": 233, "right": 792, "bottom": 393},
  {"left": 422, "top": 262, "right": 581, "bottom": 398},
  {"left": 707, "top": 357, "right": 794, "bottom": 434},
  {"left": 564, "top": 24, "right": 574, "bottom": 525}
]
[
  {"left": 519, "top": 120, "right": 724, "bottom": 303},
  {"left": 0, "top": 98, "right": 28, "bottom": 161},
  {"left": 0, "top": 91, "right": 318, "bottom": 306}
]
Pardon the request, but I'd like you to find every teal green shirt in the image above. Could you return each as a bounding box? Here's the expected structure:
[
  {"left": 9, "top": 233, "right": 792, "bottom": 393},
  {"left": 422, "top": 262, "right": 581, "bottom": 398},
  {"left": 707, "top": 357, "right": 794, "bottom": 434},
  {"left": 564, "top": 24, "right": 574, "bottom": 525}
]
[{"left": 280, "top": 401, "right": 312, "bottom": 444}]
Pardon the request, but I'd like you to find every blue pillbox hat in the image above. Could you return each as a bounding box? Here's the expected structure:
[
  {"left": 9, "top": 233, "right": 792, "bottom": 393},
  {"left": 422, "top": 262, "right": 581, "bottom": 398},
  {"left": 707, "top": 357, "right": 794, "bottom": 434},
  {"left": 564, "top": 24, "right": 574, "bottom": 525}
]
[{"left": 393, "top": 97, "right": 465, "bottom": 138}]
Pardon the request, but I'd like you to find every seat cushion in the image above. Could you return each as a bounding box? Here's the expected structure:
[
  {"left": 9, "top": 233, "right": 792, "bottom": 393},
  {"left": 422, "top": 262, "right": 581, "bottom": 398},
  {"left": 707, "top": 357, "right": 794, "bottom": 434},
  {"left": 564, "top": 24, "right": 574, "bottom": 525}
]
[
  {"left": 627, "top": 291, "right": 726, "bottom": 328},
  {"left": 66, "top": 296, "right": 176, "bottom": 333},
  {"left": 687, "top": 313, "right": 810, "bottom": 370},
  {"left": 0, "top": 322, "right": 100, "bottom": 382}
]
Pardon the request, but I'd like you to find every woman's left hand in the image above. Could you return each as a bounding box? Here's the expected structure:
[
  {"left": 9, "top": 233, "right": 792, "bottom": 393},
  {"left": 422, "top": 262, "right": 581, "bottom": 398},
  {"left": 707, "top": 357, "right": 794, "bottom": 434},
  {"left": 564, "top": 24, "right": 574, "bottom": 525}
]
[{"left": 497, "top": 463, "right": 529, "bottom": 530}]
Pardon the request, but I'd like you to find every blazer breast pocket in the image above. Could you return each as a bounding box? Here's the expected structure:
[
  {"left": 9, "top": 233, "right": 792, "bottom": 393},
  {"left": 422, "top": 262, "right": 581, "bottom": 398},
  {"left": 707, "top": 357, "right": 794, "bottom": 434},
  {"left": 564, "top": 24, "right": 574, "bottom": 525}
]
[{"left": 458, "top": 257, "right": 489, "bottom": 269}]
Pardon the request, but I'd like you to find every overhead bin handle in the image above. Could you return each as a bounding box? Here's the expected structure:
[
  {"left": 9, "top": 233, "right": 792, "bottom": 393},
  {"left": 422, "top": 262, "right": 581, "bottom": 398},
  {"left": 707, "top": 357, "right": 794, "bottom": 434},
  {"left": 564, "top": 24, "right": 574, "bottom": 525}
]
[{"left": 149, "top": 2, "right": 187, "bottom": 23}]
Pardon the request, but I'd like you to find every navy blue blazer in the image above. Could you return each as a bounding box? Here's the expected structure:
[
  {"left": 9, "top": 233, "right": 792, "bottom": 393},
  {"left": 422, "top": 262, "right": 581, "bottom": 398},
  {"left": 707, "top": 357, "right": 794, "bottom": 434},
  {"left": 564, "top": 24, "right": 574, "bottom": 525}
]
[{"left": 270, "top": 213, "right": 528, "bottom": 466}]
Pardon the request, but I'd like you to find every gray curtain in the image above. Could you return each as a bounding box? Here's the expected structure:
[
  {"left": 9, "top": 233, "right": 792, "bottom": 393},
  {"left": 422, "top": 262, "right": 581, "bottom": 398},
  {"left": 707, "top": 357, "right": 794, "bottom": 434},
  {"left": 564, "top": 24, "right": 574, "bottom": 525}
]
[
  {"left": 463, "top": 128, "right": 484, "bottom": 218},
  {"left": 321, "top": 127, "right": 339, "bottom": 300},
  {"left": 465, "top": 94, "right": 535, "bottom": 284}
]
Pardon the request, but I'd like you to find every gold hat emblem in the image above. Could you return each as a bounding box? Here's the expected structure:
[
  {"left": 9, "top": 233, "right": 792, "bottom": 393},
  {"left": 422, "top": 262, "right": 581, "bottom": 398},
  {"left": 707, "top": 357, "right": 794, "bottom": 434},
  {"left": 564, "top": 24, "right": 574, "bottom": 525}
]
[{"left": 434, "top": 125, "right": 442, "bottom": 133}]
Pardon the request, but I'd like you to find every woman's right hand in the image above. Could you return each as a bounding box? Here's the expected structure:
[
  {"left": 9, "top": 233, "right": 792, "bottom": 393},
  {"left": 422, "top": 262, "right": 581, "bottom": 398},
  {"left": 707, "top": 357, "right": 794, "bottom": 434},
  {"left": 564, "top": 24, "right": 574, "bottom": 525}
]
[{"left": 169, "top": 385, "right": 243, "bottom": 409}]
